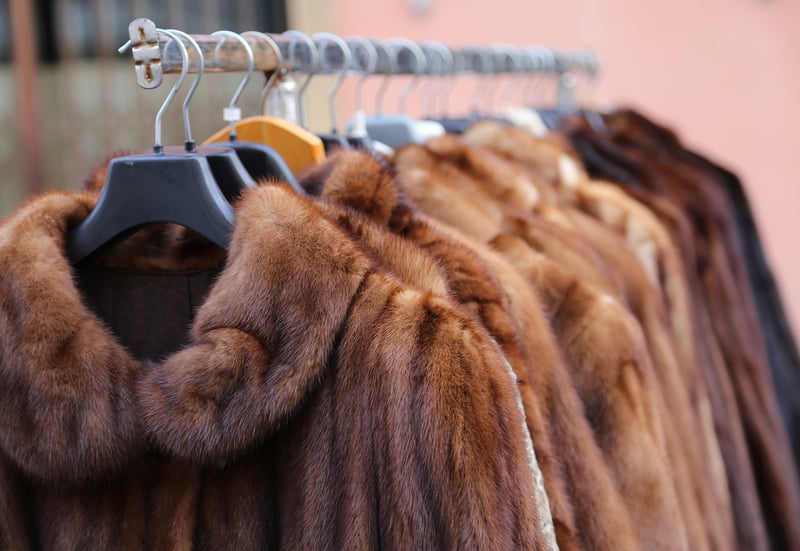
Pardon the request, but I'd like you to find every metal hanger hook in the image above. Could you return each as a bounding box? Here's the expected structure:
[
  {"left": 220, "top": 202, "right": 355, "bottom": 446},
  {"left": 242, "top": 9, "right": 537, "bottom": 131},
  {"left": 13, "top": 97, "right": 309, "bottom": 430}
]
[
  {"left": 494, "top": 44, "right": 522, "bottom": 108},
  {"left": 521, "top": 46, "right": 548, "bottom": 106},
  {"left": 419, "top": 42, "right": 447, "bottom": 118},
  {"left": 166, "top": 29, "right": 204, "bottom": 151},
  {"left": 372, "top": 39, "right": 396, "bottom": 115},
  {"left": 388, "top": 38, "right": 426, "bottom": 114},
  {"left": 240, "top": 31, "right": 284, "bottom": 113},
  {"left": 211, "top": 30, "right": 253, "bottom": 141},
  {"left": 282, "top": 30, "right": 320, "bottom": 128},
  {"left": 153, "top": 28, "right": 189, "bottom": 153},
  {"left": 345, "top": 36, "right": 378, "bottom": 115},
  {"left": 482, "top": 44, "right": 514, "bottom": 112},
  {"left": 313, "top": 32, "right": 353, "bottom": 134},
  {"left": 433, "top": 44, "right": 458, "bottom": 118},
  {"left": 468, "top": 46, "right": 493, "bottom": 115},
  {"left": 432, "top": 42, "right": 455, "bottom": 118}
]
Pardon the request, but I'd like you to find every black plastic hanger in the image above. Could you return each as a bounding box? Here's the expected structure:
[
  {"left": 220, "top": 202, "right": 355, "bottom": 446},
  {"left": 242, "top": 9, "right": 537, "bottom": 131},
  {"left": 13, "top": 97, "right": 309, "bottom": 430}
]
[
  {"left": 347, "top": 135, "right": 375, "bottom": 151},
  {"left": 160, "top": 144, "right": 255, "bottom": 202},
  {"left": 203, "top": 30, "right": 301, "bottom": 191},
  {"left": 318, "top": 133, "right": 350, "bottom": 154},
  {"left": 213, "top": 141, "right": 299, "bottom": 186},
  {"left": 67, "top": 28, "right": 233, "bottom": 264},
  {"left": 203, "top": 33, "right": 325, "bottom": 179}
]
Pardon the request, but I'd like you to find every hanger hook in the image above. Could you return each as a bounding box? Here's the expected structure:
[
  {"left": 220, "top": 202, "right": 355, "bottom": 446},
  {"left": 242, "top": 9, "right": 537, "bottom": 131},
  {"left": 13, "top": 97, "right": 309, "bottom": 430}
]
[
  {"left": 494, "top": 44, "right": 521, "bottom": 108},
  {"left": 153, "top": 28, "right": 189, "bottom": 153},
  {"left": 521, "top": 46, "right": 546, "bottom": 106},
  {"left": 389, "top": 38, "right": 426, "bottom": 114},
  {"left": 211, "top": 30, "right": 253, "bottom": 141},
  {"left": 518, "top": 47, "right": 534, "bottom": 105},
  {"left": 483, "top": 44, "right": 513, "bottom": 112},
  {"left": 434, "top": 44, "right": 458, "bottom": 118},
  {"left": 372, "top": 39, "right": 396, "bottom": 115},
  {"left": 468, "top": 46, "right": 493, "bottom": 115},
  {"left": 166, "top": 29, "right": 203, "bottom": 152},
  {"left": 240, "top": 31, "right": 284, "bottom": 114},
  {"left": 282, "top": 30, "right": 319, "bottom": 128},
  {"left": 419, "top": 43, "right": 443, "bottom": 118},
  {"left": 313, "top": 32, "right": 353, "bottom": 134},
  {"left": 430, "top": 42, "right": 454, "bottom": 119},
  {"left": 345, "top": 36, "right": 378, "bottom": 115}
]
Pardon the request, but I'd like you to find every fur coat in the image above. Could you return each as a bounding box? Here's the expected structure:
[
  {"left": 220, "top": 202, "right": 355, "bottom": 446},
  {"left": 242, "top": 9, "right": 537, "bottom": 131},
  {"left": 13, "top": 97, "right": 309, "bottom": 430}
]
[
  {"left": 0, "top": 186, "right": 545, "bottom": 549},
  {"left": 457, "top": 122, "right": 736, "bottom": 550},
  {"left": 301, "top": 152, "right": 643, "bottom": 551},
  {"left": 388, "top": 143, "right": 697, "bottom": 549},
  {"left": 567, "top": 112, "right": 800, "bottom": 550},
  {"left": 304, "top": 149, "right": 695, "bottom": 550}
]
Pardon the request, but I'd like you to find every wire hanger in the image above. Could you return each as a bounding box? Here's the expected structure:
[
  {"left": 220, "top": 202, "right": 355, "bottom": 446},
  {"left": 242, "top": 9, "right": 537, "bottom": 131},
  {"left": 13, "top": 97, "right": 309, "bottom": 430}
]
[
  {"left": 67, "top": 26, "right": 233, "bottom": 264},
  {"left": 435, "top": 46, "right": 497, "bottom": 134},
  {"left": 203, "top": 30, "right": 301, "bottom": 192},
  {"left": 491, "top": 45, "right": 549, "bottom": 138},
  {"left": 419, "top": 42, "right": 448, "bottom": 120},
  {"left": 313, "top": 32, "right": 353, "bottom": 154},
  {"left": 363, "top": 38, "right": 445, "bottom": 148},
  {"left": 426, "top": 42, "right": 457, "bottom": 121},
  {"left": 161, "top": 29, "right": 257, "bottom": 203},
  {"left": 344, "top": 35, "right": 379, "bottom": 151},
  {"left": 522, "top": 47, "right": 564, "bottom": 130},
  {"left": 203, "top": 31, "right": 324, "bottom": 176}
]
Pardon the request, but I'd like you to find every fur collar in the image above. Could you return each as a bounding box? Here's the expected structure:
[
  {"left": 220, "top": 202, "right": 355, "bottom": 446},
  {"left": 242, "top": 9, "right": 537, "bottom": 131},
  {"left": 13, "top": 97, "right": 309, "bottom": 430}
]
[{"left": 0, "top": 184, "right": 372, "bottom": 481}]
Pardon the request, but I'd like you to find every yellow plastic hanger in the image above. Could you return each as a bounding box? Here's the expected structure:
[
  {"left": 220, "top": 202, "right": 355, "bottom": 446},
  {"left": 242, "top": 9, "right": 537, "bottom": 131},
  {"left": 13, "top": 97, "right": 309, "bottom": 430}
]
[{"left": 202, "top": 31, "right": 324, "bottom": 176}]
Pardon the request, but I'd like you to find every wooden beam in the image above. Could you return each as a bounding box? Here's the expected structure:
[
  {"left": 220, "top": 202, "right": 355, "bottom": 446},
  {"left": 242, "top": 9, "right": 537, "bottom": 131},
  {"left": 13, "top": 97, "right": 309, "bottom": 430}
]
[{"left": 9, "top": 0, "right": 44, "bottom": 195}]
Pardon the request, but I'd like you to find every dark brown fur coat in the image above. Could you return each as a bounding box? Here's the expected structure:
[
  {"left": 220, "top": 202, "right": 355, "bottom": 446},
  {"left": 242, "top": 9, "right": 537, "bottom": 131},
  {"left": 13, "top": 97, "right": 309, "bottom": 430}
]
[
  {"left": 566, "top": 112, "right": 800, "bottom": 550},
  {"left": 0, "top": 186, "right": 545, "bottom": 549}
]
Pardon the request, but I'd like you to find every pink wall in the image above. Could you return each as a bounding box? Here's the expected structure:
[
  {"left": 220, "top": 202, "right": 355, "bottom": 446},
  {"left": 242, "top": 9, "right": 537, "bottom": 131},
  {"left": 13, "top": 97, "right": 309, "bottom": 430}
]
[{"left": 332, "top": 0, "right": 800, "bottom": 339}]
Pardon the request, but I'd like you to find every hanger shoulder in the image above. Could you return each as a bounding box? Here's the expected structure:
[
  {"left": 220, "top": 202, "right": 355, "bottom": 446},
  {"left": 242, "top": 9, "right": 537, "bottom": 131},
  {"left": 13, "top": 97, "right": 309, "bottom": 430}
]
[
  {"left": 67, "top": 154, "right": 233, "bottom": 264},
  {"left": 204, "top": 117, "right": 325, "bottom": 176},
  {"left": 165, "top": 145, "right": 257, "bottom": 202},
  {"left": 216, "top": 141, "right": 302, "bottom": 192}
]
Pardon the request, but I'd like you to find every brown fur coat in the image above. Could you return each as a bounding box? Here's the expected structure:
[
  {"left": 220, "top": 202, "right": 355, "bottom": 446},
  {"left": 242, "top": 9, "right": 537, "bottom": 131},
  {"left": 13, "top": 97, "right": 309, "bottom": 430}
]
[
  {"left": 0, "top": 186, "right": 545, "bottom": 549},
  {"left": 303, "top": 149, "right": 697, "bottom": 550},
  {"left": 458, "top": 123, "right": 736, "bottom": 550},
  {"left": 387, "top": 143, "right": 693, "bottom": 550},
  {"left": 300, "top": 152, "right": 644, "bottom": 551}
]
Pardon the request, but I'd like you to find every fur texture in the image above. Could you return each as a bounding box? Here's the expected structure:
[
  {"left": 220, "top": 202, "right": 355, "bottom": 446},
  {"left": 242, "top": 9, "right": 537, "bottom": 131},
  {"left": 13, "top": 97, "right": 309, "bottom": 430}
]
[
  {"left": 386, "top": 143, "right": 698, "bottom": 550},
  {"left": 0, "top": 185, "right": 544, "bottom": 549},
  {"left": 461, "top": 123, "right": 736, "bottom": 550},
  {"left": 303, "top": 149, "right": 710, "bottom": 550},
  {"left": 567, "top": 112, "right": 800, "bottom": 550},
  {"left": 605, "top": 111, "right": 800, "bottom": 549},
  {"left": 393, "top": 143, "right": 627, "bottom": 300}
]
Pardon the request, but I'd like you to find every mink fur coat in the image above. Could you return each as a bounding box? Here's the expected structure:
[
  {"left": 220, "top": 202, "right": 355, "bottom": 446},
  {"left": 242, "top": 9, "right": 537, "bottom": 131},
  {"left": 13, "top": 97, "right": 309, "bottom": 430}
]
[
  {"left": 301, "top": 150, "right": 697, "bottom": 550},
  {"left": 0, "top": 185, "right": 546, "bottom": 549}
]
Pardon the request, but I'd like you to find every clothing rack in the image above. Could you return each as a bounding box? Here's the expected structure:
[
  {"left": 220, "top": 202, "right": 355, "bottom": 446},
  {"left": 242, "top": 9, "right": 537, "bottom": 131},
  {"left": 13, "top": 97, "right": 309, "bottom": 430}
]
[{"left": 121, "top": 18, "right": 599, "bottom": 91}]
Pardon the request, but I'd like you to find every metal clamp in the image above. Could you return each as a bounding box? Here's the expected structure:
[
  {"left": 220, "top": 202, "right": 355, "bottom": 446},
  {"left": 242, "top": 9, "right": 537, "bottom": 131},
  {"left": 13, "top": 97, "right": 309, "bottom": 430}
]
[{"left": 125, "top": 18, "right": 163, "bottom": 89}]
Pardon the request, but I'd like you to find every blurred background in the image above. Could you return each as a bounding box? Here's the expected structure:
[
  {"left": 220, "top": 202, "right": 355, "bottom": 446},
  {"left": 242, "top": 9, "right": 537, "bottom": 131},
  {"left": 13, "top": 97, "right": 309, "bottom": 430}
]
[{"left": 3, "top": 0, "right": 799, "bottom": 338}]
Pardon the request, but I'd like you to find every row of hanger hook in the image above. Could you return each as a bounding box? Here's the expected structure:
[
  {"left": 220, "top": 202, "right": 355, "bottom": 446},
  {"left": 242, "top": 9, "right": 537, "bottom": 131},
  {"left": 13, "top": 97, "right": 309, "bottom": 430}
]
[{"left": 121, "top": 20, "right": 599, "bottom": 147}]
